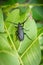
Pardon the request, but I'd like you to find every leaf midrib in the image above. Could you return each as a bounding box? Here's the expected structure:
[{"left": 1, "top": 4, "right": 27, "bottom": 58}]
[{"left": 21, "top": 33, "right": 43, "bottom": 58}]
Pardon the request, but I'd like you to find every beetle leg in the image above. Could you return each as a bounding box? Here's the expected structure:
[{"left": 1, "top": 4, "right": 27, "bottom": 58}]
[
  {"left": 9, "top": 22, "right": 18, "bottom": 28},
  {"left": 23, "top": 28, "right": 29, "bottom": 31},
  {"left": 14, "top": 26, "right": 18, "bottom": 28},
  {"left": 24, "top": 29, "right": 29, "bottom": 31},
  {"left": 8, "top": 21, "right": 18, "bottom": 25},
  {"left": 24, "top": 33, "right": 32, "bottom": 41},
  {"left": 8, "top": 21, "right": 18, "bottom": 28}
]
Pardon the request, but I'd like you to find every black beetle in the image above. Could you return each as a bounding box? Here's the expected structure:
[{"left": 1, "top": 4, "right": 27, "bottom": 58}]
[
  {"left": 17, "top": 23, "right": 24, "bottom": 41},
  {"left": 9, "top": 16, "right": 32, "bottom": 41}
]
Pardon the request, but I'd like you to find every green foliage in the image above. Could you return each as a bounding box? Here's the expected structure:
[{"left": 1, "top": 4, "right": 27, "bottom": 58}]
[
  {"left": 0, "top": 0, "right": 17, "bottom": 5},
  {"left": 32, "top": 6, "right": 43, "bottom": 20},
  {"left": 29, "top": 0, "right": 43, "bottom": 4},
  {"left": 0, "top": 9, "right": 20, "bottom": 65},
  {"left": 0, "top": 8, "right": 41, "bottom": 65},
  {"left": 0, "top": 0, "right": 43, "bottom": 65}
]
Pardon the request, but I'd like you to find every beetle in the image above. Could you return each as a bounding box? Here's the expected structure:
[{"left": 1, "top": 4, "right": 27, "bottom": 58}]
[{"left": 9, "top": 16, "right": 32, "bottom": 41}]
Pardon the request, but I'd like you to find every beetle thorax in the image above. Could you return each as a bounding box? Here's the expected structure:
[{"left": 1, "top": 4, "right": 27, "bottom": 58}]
[{"left": 18, "top": 23, "right": 22, "bottom": 29}]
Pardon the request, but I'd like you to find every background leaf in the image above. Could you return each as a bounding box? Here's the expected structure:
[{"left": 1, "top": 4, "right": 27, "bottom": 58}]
[
  {"left": 5, "top": 9, "right": 41, "bottom": 65},
  {"left": 0, "top": 9, "right": 4, "bottom": 32},
  {"left": 29, "top": 0, "right": 43, "bottom": 4},
  {"left": 0, "top": 8, "right": 20, "bottom": 65},
  {"left": 32, "top": 6, "right": 43, "bottom": 21}
]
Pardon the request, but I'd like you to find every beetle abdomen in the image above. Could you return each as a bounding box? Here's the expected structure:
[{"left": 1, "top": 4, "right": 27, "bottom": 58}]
[{"left": 18, "top": 29, "right": 24, "bottom": 41}]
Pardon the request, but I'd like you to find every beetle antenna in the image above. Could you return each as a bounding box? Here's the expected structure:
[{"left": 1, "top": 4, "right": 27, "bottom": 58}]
[
  {"left": 8, "top": 21, "right": 18, "bottom": 25},
  {"left": 21, "top": 15, "right": 30, "bottom": 24}
]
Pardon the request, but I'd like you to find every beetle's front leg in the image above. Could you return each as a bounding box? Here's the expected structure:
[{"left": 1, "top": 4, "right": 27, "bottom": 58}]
[{"left": 9, "top": 21, "right": 18, "bottom": 25}]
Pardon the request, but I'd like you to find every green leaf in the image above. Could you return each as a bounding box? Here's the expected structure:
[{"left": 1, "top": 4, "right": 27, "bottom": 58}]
[
  {"left": 0, "top": 51, "right": 20, "bottom": 65},
  {"left": 40, "top": 51, "right": 43, "bottom": 65},
  {"left": 32, "top": 6, "right": 43, "bottom": 20},
  {"left": 19, "top": 7, "right": 29, "bottom": 15},
  {"left": 0, "top": 0, "right": 26, "bottom": 5},
  {"left": 0, "top": 9, "right": 11, "bottom": 50},
  {"left": 5, "top": 9, "right": 41, "bottom": 65},
  {"left": 29, "top": 0, "right": 43, "bottom": 4},
  {"left": 0, "top": 9, "right": 4, "bottom": 32},
  {"left": 18, "top": 17, "right": 41, "bottom": 65},
  {"left": 6, "top": 9, "right": 20, "bottom": 23},
  {"left": 37, "top": 23, "right": 43, "bottom": 28},
  {"left": 40, "top": 64, "right": 43, "bottom": 65},
  {"left": 37, "top": 22, "right": 43, "bottom": 65},
  {"left": 17, "top": 0, "right": 26, "bottom": 3},
  {"left": 21, "top": 40, "right": 41, "bottom": 65},
  {"left": 0, "top": 33, "right": 20, "bottom": 65},
  {"left": 0, "top": 9, "right": 20, "bottom": 65},
  {"left": 0, "top": 0, "right": 17, "bottom": 5},
  {"left": 38, "top": 27, "right": 43, "bottom": 35},
  {"left": 18, "top": 17, "right": 37, "bottom": 54},
  {"left": 37, "top": 22, "right": 43, "bottom": 35}
]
